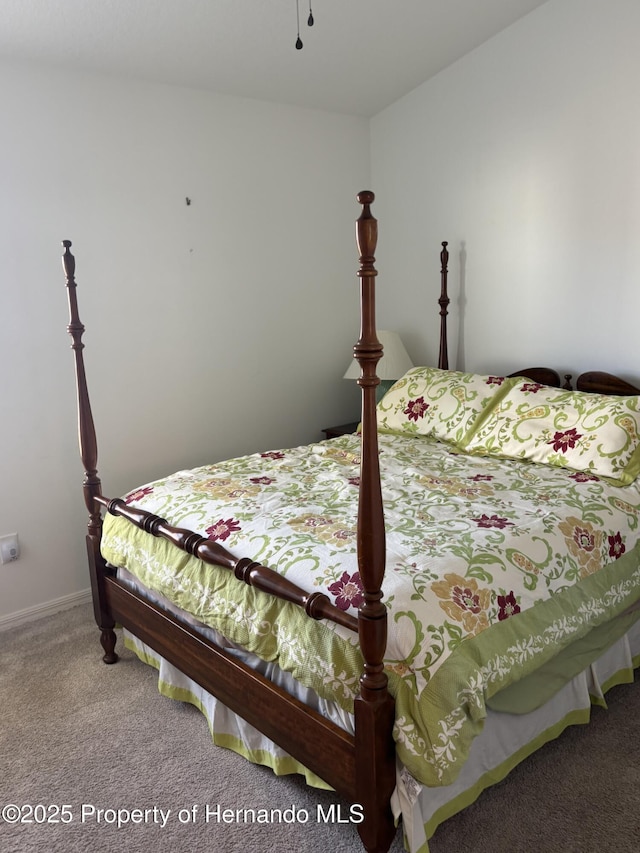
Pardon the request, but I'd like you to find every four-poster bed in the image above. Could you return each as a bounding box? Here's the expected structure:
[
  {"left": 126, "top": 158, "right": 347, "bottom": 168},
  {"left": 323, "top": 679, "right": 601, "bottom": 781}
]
[{"left": 63, "top": 191, "right": 640, "bottom": 853}]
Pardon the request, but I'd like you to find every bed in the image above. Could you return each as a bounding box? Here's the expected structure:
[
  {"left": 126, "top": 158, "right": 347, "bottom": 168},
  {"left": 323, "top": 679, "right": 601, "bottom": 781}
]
[{"left": 62, "top": 191, "right": 640, "bottom": 853}]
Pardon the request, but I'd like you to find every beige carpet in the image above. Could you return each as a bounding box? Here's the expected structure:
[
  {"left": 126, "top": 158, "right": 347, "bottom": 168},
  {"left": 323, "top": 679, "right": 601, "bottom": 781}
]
[{"left": 1, "top": 604, "right": 638, "bottom": 853}]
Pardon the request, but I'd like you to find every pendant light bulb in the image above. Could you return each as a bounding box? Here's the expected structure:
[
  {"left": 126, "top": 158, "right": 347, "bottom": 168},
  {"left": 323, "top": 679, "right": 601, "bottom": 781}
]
[{"left": 295, "top": 0, "right": 303, "bottom": 48}]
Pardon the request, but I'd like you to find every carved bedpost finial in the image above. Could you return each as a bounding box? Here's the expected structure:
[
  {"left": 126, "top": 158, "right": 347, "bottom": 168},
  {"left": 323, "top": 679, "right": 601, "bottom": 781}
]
[
  {"left": 63, "top": 240, "right": 84, "bottom": 351},
  {"left": 355, "top": 190, "right": 376, "bottom": 271},
  {"left": 62, "top": 239, "right": 75, "bottom": 280},
  {"left": 438, "top": 240, "right": 450, "bottom": 371},
  {"left": 440, "top": 240, "right": 449, "bottom": 270},
  {"left": 354, "top": 190, "right": 380, "bottom": 370},
  {"left": 353, "top": 189, "right": 380, "bottom": 404}
]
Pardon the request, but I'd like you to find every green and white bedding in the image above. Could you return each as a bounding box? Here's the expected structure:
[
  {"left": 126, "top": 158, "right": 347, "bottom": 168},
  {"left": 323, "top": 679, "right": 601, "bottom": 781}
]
[{"left": 102, "top": 419, "right": 640, "bottom": 788}]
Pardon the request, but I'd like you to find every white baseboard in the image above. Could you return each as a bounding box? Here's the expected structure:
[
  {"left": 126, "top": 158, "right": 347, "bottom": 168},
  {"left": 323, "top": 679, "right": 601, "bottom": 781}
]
[{"left": 0, "top": 588, "right": 93, "bottom": 631}]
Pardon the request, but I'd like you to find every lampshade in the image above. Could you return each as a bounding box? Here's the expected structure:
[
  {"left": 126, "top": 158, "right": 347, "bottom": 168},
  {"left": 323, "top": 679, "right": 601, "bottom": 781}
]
[{"left": 343, "top": 330, "right": 413, "bottom": 382}]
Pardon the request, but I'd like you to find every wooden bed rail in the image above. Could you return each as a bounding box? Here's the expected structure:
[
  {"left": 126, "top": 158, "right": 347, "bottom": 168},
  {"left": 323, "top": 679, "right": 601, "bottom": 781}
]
[{"left": 98, "top": 495, "right": 358, "bottom": 633}]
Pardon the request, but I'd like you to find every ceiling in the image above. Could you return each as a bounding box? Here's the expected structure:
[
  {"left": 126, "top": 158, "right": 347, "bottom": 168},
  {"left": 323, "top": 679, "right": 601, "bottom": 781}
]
[{"left": 1, "top": 0, "right": 549, "bottom": 117}]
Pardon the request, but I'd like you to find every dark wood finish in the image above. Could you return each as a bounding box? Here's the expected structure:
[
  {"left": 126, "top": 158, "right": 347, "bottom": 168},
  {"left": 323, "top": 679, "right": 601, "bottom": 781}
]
[
  {"left": 438, "top": 241, "right": 450, "bottom": 370},
  {"left": 62, "top": 241, "right": 118, "bottom": 664},
  {"left": 352, "top": 191, "right": 396, "bottom": 851},
  {"left": 507, "top": 367, "right": 563, "bottom": 388},
  {"left": 354, "top": 694, "right": 396, "bottom": 852},
  {"left": 63, "top": 191, "right": 396, "bottom": 853},
  {"left": 576, "top": 371, "right": 640, "bottom": 396},
  {"left": 352, "top": 190, "right": 387, "bottom": 704},
  {"left": 323, "top": 421, "right": 360, "bottom": 439}
]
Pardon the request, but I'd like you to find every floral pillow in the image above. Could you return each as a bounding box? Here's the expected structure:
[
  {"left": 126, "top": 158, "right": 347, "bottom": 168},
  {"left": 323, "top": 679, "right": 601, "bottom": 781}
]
[
  {"left": 376, "top": 366, "right": 514, "bottom": 446},
  {"left": 462, "top": 380, "right": 640, "bottom": 485}
]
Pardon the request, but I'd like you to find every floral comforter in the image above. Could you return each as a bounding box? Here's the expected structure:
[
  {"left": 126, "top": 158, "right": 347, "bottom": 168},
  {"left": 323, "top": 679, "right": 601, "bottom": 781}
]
[{"left": 101, "top": 432, "right": 640, "bottom": 786}]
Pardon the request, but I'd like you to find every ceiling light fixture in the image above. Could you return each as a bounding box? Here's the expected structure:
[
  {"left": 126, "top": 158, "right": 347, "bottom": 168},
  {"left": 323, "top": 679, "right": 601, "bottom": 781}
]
[{"left": 295, "top": 1, "right": 314, "bottom": 50}]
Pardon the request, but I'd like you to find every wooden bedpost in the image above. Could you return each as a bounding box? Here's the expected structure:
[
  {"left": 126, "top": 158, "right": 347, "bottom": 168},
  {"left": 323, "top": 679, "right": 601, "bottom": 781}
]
[
  {"left": 438, "top": 241, "right": 449, "bottom": 370},
  {"left": 62, "top": 241, "right": 118, "bottom": 664},
  {"left": 352, "top": 193, "right": 396, "bottom": 853}
]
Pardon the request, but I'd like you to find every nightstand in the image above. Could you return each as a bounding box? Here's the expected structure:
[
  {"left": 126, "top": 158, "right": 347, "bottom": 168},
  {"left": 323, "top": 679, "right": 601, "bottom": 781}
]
[{"left": 322, "top": 421, "right": 359, "bottom": 440}]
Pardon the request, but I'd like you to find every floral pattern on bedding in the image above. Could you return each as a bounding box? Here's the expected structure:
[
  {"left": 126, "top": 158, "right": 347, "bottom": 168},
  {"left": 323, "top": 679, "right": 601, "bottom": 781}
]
[{"left": 101, "top": 432, "right": 640, "bottom": 786}]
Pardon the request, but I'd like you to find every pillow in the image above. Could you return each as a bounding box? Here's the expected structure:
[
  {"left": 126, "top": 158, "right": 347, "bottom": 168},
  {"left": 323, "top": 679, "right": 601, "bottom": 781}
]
[
  {"left": 462, "top": 380, "right": 640, "bottom": 485},
  {"left": 376, "top": 366, "right": 514, "bottom": 446}
]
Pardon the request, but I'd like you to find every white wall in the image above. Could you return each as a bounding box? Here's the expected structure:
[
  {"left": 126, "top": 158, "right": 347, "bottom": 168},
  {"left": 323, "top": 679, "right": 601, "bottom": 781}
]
[
  {"left": 371, "top": 0, "right": 640, "bottom": 384},
  {"left": 0, "top": 61, "right": 369, "bottom": 622}
]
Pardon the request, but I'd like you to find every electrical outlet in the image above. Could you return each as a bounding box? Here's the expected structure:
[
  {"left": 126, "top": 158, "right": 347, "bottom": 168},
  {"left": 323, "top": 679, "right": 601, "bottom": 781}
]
[{"left": 0, "top": 533, "right": 20, "bottom": 564}]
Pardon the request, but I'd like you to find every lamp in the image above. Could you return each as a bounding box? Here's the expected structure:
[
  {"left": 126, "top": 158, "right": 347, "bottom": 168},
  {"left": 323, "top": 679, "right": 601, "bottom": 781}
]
[{"left": 344, "top": 330, "right": 413, "bottom": 402}]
